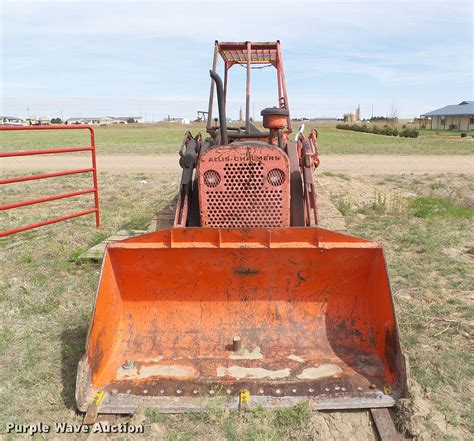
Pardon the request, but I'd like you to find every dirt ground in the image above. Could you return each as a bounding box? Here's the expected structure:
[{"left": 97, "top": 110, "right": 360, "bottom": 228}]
[{"left": 2, "top": 153, "right": 473, "bottom": 174}]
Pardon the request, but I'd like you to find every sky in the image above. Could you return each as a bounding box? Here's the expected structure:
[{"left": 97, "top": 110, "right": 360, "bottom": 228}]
[{"left": 0, "top": 0, "right": 473, "bottom": 120}]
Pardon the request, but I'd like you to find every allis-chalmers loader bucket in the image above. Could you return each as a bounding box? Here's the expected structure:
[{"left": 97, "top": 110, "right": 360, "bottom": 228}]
[
  {"left": 77, "top": 41, "right": 406, "bottom": 415},
  {"left": 76, "top": 228, "right": 406, "bottom": 414}
]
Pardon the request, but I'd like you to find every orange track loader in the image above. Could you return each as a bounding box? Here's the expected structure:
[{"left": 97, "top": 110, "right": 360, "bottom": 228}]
[{"left": 76, "top": 41, "right": 407, "bottom": 415}]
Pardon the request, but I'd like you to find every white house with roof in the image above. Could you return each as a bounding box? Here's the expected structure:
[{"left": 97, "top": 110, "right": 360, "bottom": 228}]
[
  {"left": 0, "top": 116, "right": 25, "bottom": 125},
  {"left": 66, "top": 117, "right": 101, "bottom": 125},
  {"left": 420, "top": 101, "right": 474, "bottom": 131}
]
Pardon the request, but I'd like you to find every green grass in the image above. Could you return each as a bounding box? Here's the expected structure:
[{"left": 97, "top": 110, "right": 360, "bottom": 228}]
[
  {"left": 410, "top": 196, "right": 473, "bottom": 219},
  {"left": 334, "top": 195, "right": 352, "bottom": 215},
  {"left": 275, "top": 402, "right": 311, "bottom": 428},
  {"left": 0, "top": 123, "right": 189, "bottom": 155},
  {"left": 1, "top": 122, "right": 473, "bottom": 155},
  {"left": 418, "top": 128, "right": 474, "bottom": 137},
  {"left": 140, "top": 403, "right": 312, "bottom": 440},
  {"left": 315, "top": 124, "right": 473, "bottom": 154},
  {"left": 321, "top": 171, "right": 351, "bottom": 180}
]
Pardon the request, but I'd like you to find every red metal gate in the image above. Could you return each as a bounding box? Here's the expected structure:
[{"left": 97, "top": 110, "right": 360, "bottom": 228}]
[{"left": 1, "top": 125, "right": 100, "bottom": 237}]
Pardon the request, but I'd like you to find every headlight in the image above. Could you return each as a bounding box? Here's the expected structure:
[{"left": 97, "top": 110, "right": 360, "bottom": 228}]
[
  {"left": 203, "top": 170, "right": 221, "bottom": 187},
  {"left": 267, "top": 168, "right": 285, "bottom": 186}
]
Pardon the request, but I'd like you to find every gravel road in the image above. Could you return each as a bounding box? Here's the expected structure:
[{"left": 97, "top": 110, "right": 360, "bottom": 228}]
[{"left": 2, "top": 154, "right": 473, "bottom": 174}]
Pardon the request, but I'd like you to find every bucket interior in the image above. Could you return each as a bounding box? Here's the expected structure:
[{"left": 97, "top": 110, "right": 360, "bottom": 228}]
[{"left": 84, "top": 234, "right": 404, "bottom": 400}]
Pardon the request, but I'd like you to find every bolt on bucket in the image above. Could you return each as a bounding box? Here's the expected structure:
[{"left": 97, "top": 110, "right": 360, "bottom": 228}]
[{"left": 76, "top": 228, "right": 406, "bottom": 414}]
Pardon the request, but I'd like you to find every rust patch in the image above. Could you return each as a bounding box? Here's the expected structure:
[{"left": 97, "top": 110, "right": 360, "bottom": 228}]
[
  {"left": 356, "top": 356, "right": 383, "bottom": 376},
  {"left": 107, "top": 374, "right": 388, "bottom": 398},
  {"left": 234, "top": 267, "right": 259, "bottom": 276},
  {"left": 384, "top": 326, "right": 400, "bottom": 375},
  {"left": 140, "top": 356, "right": 164, "bottom": 363},
  {"left": 89, "top": 329, "right": 105, "bottom": 380},
  {"left": 230, "top": 347, "right": 263, "bottom": 360}
]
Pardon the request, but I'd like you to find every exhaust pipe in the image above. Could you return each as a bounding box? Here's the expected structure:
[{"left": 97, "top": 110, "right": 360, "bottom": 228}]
[{"left": 209, "top": 70, "right": 228, "bottom": 145}]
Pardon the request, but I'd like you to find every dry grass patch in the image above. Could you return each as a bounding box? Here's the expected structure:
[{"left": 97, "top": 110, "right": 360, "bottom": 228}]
[
  {"left": 0, "top": 171, "right": 179, "bottom": 431},
  {"left": 326, "top": 173, "right": 473, "bottom": 439}
]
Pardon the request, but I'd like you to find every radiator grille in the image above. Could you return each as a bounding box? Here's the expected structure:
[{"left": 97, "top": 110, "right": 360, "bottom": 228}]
[
  {"left": 204, "top": 162, "right": 285, "bottom": 228},
  {"left": 199, "top": 146, "right": 290, "bottom": 228}
]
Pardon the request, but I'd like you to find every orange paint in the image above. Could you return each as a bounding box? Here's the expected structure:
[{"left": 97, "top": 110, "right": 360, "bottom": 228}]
[
  {"left": 198, "top": 146, "right": 291, "bottom": 228},
  {"left": 80, "top": 228, "right": 406, "bottom": 405}
]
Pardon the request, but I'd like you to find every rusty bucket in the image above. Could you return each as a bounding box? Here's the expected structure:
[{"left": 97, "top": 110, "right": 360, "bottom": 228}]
[{"left": 76, "top": 228, "right": 406, "bottom": 414}]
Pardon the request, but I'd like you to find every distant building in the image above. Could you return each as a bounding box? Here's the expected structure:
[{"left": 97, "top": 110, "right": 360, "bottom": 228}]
[
  {"left": 117, "top": 117, "right": 144, "bottom": 124},
  {"left": 420, "top": 101, "right": 474, "bottom": 131},
  {"left": 100, "top": 117, "right": 124, "bottom": 125},
  {"left": 343, "top": 105, "right": 360, "bottom": 123},
  {"left": 66, "top": 117, "right": 101, "bottom": 125},
  {"left": 1, "top": 116, "right": 50, "bottom": 126},
  {"left": 65, "top": 116, "right": 144, "bottom": 125},
  {"left": 164, "top": 117, "right": 191, "bottom": 125},
  {"left": 26, "top": 116, "right": 50, "bottom": 125},
  {"left": 0, "top": 116, "right": 24, "bottom": 125},
  {"left": 164, "top": 117, "right": 184, "bottom": 123}
]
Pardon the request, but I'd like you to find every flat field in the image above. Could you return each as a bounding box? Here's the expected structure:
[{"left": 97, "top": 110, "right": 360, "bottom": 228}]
[
  {"left": 1, "top": 122, "right": 473, "bottom": 155},
  {"left": 1, "top": 124, "right": 473, "bottom": 439}
]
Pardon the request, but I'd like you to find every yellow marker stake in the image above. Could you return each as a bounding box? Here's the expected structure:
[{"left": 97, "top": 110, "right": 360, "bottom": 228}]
[
  {"left": 83, "top": 390, "right": 105, "bottom": 425},
  {"left": 239, "top": 389, "right": 250, "bottom": 410},
  {"left": 92, "top": 390, "right": 105, "bottom": 406},
  {"left": 383, "top": 385, "right": 393, "bottom": 395}
]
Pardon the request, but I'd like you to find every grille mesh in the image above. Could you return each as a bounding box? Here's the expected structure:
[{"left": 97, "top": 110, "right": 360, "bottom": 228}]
[
  {"left": 203, "top": 170, "right": 221, "bottom": 187},
  {"left": 204, "top": 162, "right": 285, "bottom": 228},
  {"left": 267, "top": 168, "right": 286, "bottom": 186}
]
